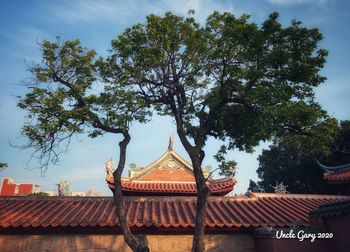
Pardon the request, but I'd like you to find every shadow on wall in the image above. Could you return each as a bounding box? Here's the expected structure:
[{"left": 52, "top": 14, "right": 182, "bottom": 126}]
[
  {"left": 0, "top": 235, "right": 132, "bottom": 252},
  {"left": 0, "top": 234, "right": 255, "bottom": 251}
]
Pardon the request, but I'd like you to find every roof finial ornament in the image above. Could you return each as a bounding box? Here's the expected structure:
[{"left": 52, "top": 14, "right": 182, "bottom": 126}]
[
  {"left": 105, "top": 159, "right": 114, "bottom": 183},
  {"left": 168, "top": 133, "right": 174, "bottom": 151},
  {"left": 273, "top": 181, "right": 288, "bottom": 194}
]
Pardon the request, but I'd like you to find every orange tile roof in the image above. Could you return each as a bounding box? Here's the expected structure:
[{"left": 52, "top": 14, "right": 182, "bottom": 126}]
[
  {"left": 324, "top": 169, "right": 350, "bottom": 184},
  {"left": 107, "top": 178, "right": 235, "bottom": 196},
  {"left": 0, "top": 193, "right": 348, "bottom": 232}
]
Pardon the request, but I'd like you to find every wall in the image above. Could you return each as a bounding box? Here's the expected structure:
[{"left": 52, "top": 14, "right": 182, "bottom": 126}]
[
  {"left": 254, "top": 236, "right": 331, "bottom": 252},
  {"left": 0, "top": 234, "right": 255, "bottom": 252},
  {"left": 323, "top": 212, "right": 350, "bottom": 252}
]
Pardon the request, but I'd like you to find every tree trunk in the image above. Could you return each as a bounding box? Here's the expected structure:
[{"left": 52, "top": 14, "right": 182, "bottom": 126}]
[
  {"left": 192, "top": 183, "right": 209, "bottom": 252},
  {"left": 176, "top": 128, "right": 209, "bottom": 252},
  {"left": 190, "top": 154, "right": 209, "bottom": 252},
  {"left": 112, "top": 133, "right": 150, "bottom": 252}
]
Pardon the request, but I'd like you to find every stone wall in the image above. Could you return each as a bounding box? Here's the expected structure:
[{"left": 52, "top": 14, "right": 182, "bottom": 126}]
[{"left": 0, "top": 234, "right": 255, "bottom": 252}]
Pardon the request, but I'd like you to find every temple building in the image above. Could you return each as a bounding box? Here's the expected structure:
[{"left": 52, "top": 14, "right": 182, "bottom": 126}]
[
  {"left": 318, "top": 161, "right": 350, "bottom": 194},
  {"left": 0, "top": 137, "right": 350, "bottom": 251},
  {"left": 106, "top": 135, "right": 235, "bottom": 196}
]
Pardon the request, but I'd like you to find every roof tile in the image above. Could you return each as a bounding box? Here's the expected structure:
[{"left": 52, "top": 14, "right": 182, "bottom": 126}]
[
  {"left": 324, "top": 169, "right": 350, "bottom": 183},
  {"left": 310, "top": 200, "right": 350, "bottom": 218},
  {"left": 108, "top": 177, "right": 236, "bottom": 196},
  {"left": 1, "top": 193, "right": 349, "bottom": 232}
]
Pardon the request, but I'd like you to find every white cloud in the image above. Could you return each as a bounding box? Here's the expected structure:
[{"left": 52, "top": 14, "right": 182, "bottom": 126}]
[
  {"left": 49, "top": 0, "right": 236, "bottom": 25},
  {"left": 0, "top": 26, "right": 49, "bottom": 61},
  {"left": 50, "top": 0, "right": 137, "bottom": 24},
  {"left": 268, "top": 0, "right": 330, "bottom": 6},
  {"left": 0, "top": 26, "right": 47, "bottom": 47}
]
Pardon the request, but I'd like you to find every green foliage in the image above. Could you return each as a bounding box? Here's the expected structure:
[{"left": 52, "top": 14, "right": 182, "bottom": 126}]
[
  {"left": 323, "top": 120, "right": 350, "bottom": 165},
  {"left": 205, "top": 12, "right": 332, "bottom": 152},
  {"left": 256, "top": 121, "right": 350, "bottom": 193},
  {"left": 19, "top": 10, "right": 337, "bottom": 187},
  {"left": 106, "top": 11, "right": 334, "bottom": 176},
  {"left": 18, "top": 38, "right": 150, "bottom": 170},
  {"left": 213, "top": 145, "right": 237, "bottom": 177},
  {"left": 0, "top": 163, "right": 7, "bottom": 169},
  {"left": 257, "top": 140, "right": 329, "bottom": 193},
  {"left": 248, "top": 179, "right": 262, "bottom": 192}
]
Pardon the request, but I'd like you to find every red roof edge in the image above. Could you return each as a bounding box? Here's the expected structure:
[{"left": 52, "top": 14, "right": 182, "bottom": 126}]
[{"left": 107, "top": 177, "right": 235, "bottom": 196}]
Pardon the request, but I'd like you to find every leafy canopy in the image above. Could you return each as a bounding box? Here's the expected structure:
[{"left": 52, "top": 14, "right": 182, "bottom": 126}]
[
  {"left": 257, "top": 140, "right": 330, "bottom": 193},
  {"left": 103, "top": 11, "right": 336, "bottom": 175},
  {"left": 18, "top": 38, "right": 150, "bottom": 171},
  {"left": 18, "top": 11, "right": 338, "bottom": 177}
]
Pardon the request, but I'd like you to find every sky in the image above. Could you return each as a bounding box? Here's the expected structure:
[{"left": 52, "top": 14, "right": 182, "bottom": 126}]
[{"left": 0, "top": 0, "right": 349, "bottom": 196}]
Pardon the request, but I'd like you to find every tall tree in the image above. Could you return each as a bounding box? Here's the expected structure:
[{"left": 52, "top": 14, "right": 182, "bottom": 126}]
[
  {"left": 324, "top": 120, "right": 350, "bottom": 165},
  {"left": 103, "top": 11, "right": 336, "bottom": 251},
  {"left": 257, "top": 140, "right": 330, "bottom": 193},
  {"left": 256, "top": 120, "right": 350, "bottom": 193},
  {"left": 18, "top": 39, "right": 150, "bottom": 251}
]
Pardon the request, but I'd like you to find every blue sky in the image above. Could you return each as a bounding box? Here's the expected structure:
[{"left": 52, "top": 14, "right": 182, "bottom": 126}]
[{"left": 0, "top": 0, "right": 349, "bottom": 195}]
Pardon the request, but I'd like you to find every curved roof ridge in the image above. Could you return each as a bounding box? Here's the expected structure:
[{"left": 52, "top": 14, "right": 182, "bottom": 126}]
[
  {"left": 208, "top": 177, "right": 236, "bottom": 183},
  {"left": 317, "top": 160, "right": 350, "bottom": 173},
  {"left": 125, "top": 180, "right": 197, "bottom": 184}
]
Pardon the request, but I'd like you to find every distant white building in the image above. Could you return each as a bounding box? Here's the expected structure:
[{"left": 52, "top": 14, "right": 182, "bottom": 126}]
[
  {"left": 43, "top": 189, "right": 102, "bottom": 196},
  {"left": 85, "top": 189, "right": 102, "bottom": 196}
]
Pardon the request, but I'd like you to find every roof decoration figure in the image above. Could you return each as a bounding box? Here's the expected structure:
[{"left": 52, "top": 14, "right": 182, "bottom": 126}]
[
  {"left": 56, "top": 179, "right": 71, "bottom": 196},
  {"left": 105, "top": 159, "right": 114, "bottom": 183},
  {"left": 273, "top": 181, "right": 288, "bottom": 194}
]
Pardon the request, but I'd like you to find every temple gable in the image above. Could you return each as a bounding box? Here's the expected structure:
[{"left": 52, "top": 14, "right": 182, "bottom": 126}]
[
  {"left": 137, "top": 167, "right": 195, "bottom": 182},
  {"left": 129, "top": 151, "right": 200, "bottom": 181},
  {"left": 106, "top": 135, "right": 235, "bottom": 196}
]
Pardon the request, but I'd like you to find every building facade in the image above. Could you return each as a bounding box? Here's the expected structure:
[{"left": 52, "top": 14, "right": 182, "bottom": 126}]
[
  {"left": 0, "top": 178, "right": 40, "bottom": 196},
  {"left": 319, "top": 161, "right": 350, "bottom": 194}
]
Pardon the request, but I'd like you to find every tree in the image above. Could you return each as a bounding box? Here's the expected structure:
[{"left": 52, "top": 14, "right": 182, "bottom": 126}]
[
  {"left": 18, "top": 39, "right": 150, "bottom": 251},
  {"left": 247, "top": 179, "right": 262, "bottom": 192},
  {"left": 323, "top": 120, "right": 350, "bottom": 165},
  {"left": 103, "top": 11, "right": 336, "bottom": 251},
  {"left": 256, "top": 120, "right": 350, "bottom": 193},
  {"left": 257, "top": 140, "right": 330, "bottom": 193}
]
